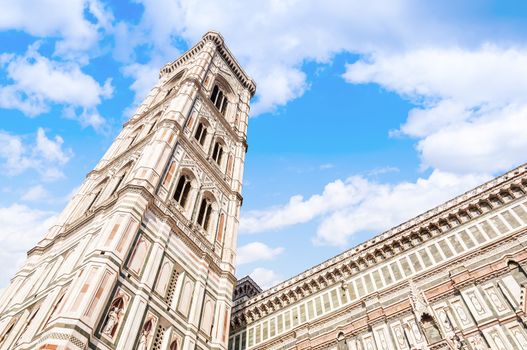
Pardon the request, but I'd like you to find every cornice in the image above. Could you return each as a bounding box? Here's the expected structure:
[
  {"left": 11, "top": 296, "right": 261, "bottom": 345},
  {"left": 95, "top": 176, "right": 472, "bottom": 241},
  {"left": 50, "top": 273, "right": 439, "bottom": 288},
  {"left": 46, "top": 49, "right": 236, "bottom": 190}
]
[
  {"left": 232, "top": 234, "right": 527, "bottom": 349},
  {"left": 232, "top": 162, "right": 527, "bottom": 324},
  {"left": 160, "top": 31, "right": 256, "bottom": 96}
]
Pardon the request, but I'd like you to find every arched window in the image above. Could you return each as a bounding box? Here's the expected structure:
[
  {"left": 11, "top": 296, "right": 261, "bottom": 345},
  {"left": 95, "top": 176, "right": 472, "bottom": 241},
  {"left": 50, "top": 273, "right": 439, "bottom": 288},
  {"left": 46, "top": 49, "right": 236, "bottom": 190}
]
[
  {"left": 110, "top": 173, "right": 126, "bottom": 197},
  {"left": 86, "top": 188, "right": 103, "bottom": 213},
  {"left": 170, "top": 340, "right": 178, "bottom": 350},
  {"left": 173, "top": 175, "right": 191, "bottom": 207},
  {"left": 165, "top": 87, "right": 174, "bottom": 99},
  {"left": 129, "top": 125, "right": 143, "bottom": 147},
  {"left": 197, "top": 197, "right": 213, "bottom": 231},
  {"left": 194, "top": 122, "right": 207, "bottom": 146},
  {"left": 211, "top": 141, "right": 224, "bottom": 165},
  {"left": 148, "top": 120, "right": 158, "bottom": 134},
  {"left": 210, "top": 85, "right": 228, "bottom": 115}
]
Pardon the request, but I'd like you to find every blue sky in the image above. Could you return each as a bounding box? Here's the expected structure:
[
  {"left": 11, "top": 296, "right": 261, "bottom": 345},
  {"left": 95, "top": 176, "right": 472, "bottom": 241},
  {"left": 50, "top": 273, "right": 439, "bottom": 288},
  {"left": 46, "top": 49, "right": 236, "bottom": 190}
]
[{"left": 1, "top": 0, "right": 527, "bottom": 289}]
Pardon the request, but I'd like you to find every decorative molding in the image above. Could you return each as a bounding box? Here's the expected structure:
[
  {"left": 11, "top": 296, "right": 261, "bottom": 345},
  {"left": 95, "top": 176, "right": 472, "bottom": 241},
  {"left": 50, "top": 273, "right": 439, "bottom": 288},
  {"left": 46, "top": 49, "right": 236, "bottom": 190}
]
[{"left": 160, "top": 31, "right": 256, "bottom": 96}]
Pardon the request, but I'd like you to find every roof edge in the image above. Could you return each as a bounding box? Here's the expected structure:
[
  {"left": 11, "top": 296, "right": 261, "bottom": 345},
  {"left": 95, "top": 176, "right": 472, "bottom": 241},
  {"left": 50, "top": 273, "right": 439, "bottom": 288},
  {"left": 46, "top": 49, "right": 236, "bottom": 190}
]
[{"left": 159, "top": 31, "right": 256, "bottom": 96}]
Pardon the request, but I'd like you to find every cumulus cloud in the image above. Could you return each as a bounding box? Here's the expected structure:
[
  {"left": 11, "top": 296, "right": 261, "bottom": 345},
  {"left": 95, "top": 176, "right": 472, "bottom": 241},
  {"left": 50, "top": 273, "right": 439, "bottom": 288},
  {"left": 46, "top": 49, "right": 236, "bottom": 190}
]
[
  {"left": 0, "top": 44, "right": 113, "bottom": 128},
  {"left": 0, "top": 204, "right": 56, "bottom": 287},
  {"left": 241, "top": 170, "right": 488, "bottom": 246},
  {"left": 0, "top": 128, "right": 72, "bottom": 180},
  {"left": 117, "top": 0, "right": 454, "bottom": 115},
  {"left": 0, "top": 0, "right": 113, "bottom": 55},
  {"left": 237, "top": 242, "right": 284, "bottom": 266},
  {"left": 344, "top": 45, "right": 527, "bottom": 174},
  {"left": 21, "top": 185, "right": 50, "bottom": 202},
  {"left": 249, "top": 267, "right": 282, "bottom": 290}
]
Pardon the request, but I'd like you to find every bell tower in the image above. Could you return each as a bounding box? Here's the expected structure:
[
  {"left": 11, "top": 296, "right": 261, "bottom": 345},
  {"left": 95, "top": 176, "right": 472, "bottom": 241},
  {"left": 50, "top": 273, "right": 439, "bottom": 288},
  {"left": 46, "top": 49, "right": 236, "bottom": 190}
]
[{"left": 0, "top": 31, "right": 255, "bottom": 350}]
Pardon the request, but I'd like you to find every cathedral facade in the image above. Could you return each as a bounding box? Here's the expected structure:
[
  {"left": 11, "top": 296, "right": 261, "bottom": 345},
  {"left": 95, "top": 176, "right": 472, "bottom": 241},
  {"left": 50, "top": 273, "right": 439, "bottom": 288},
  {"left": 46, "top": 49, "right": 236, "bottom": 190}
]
[
  {"left": 229, "top": 164, "right": 527, "bottom": 350},
  {"left": 0, "top": 32, "right": 255, "bottom": 350}
]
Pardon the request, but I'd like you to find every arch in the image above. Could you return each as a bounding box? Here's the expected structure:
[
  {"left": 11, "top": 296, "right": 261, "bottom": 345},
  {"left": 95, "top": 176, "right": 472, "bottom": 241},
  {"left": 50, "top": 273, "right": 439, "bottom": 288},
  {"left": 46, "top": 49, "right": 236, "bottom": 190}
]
[
  {"left": 102, "top": 301, "right": 121, "bottom": 337},
  {"left": 178, "top": 280, "right": 194, "bottom": 316},
  {"left": 152, "top": 70, "right": 185, "bottom": 106},
  {"left": 166, "top": 69, "right": 186, "bottom": 86},
  {"left": 420, "top": 313, "right": 442, "bottom": 343},
  {"left": 109, "top": 161, "right": 133, "bottom": 198},
  {"left": 156, "top": 261, "right": 172, "bottom": 295},
  {"left": 85, "top": 177, "right": 109, "bottom": 213},
  {"left": 211, "top": 137, "right": 226, "bottom": 167},
  {"left": 128, "top": 236, "right": 151, "bottom": 275},
  {"left": 212, "top": 74, "right": 235, "bottom": 96},
  {"left": 196, "top": 191, "right": 218, "bottom": 233},
  {"left": 201, "top": 299, "right": 214, "bottom": 335},
  {"left": 173, "top": 169, "right": 197, "bottom": 208},
  {"left": 147, "top": 112, "right": 162, "bottom": 134},
  {"left": 193, "top": 118, "right": 210, "bottom": 146},
  {"left": 129, "top": 125, "right": 144, "bottom": 147},
  {"left": 210, "top": 75, "right": 235, "bottom": 117},
  {"left": 170, "top": 340, "right": 178, "bottom": 350},
  {"left": 508, "top": 260, "right": 527, "bottom": 283}
]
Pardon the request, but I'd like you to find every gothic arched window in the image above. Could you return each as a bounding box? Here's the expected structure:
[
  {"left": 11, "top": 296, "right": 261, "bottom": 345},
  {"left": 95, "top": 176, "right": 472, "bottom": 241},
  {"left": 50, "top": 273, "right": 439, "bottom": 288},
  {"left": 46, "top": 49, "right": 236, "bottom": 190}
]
[
  {"left": 170, "top": 340, "right": 178, "bottom": 350},
  {"left": 210, "top": 85, "right": 228, "bottom": 115},
  {"left": 197, "top": 197, "right": 213, "bottom": 231},
  {"left": 211, "top": 141, "right": 224, "bottom": 165},
  {"left": 194, "top": 122, "right": 207, "bottom": 146},
  {"left": 129, "top": 125, "right": 143, "bottom": 146},
  {"left": 173, "top": 175, "right": 192, "bottom": 207}
]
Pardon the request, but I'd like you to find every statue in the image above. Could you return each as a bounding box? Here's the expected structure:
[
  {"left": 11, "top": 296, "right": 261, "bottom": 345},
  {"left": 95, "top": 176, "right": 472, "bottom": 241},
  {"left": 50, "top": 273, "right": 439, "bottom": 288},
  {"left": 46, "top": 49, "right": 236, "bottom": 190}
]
[
  {"left": 451, "top": 334, "right": 465, "bottom": 349},
  {"left": 137, "top": 319, "right": 153, "bottom": 350},
  {"left": 102, "top": 296, "right": 125, "bottom": 337},
  {"left": 137, "top": 331, "right": 149, "bottom": 350},
  {"left": 102, "top": 307, "right": 120, "bottom": 335}
]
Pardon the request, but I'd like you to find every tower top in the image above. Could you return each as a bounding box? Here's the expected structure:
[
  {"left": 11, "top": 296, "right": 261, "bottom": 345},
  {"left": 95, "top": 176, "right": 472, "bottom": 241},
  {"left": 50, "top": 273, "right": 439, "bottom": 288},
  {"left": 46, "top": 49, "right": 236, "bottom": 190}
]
[{"left": 160, "top": 31, "right": 257, "bottom": 97}]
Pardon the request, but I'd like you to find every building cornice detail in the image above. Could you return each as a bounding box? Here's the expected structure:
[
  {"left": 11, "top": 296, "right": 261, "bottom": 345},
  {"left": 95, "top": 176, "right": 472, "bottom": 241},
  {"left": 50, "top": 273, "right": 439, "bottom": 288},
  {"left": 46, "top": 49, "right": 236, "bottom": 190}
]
[
  {"left": 235, "top": 234, "right": 527, "bottom": 348},
  {"left": 232, "top": 163, "right": 527, "bottom": 324},
  {"left": 160, "top": 31, "right": 256, "bottom": 96}
]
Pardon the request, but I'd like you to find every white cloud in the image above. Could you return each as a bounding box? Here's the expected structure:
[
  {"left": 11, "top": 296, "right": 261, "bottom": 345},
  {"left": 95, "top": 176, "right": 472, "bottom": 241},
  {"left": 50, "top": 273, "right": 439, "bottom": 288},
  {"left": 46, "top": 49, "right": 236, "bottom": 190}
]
[
  {"left": 0, "top": 204, "right": 56, "bottom": 288},
  {"left": 0, "top": 0, "right": 112, "bottom": 55},
  {"left": 249, "top": 267, "right": 282, "bottom": 290},
  {"left": 314, "top": 170, "right": 488, "bottom": 246},
  {"left": 240, "top": 177, "right": 365, "bottom": 234},
  {"left": 0, "top": 128, "right": 72, "bottom": 180},
  {"left": 36, "top": 129, "right": 70, "bottom": 164},
  {"left": 237, "top": 242, "right": 284, "bottom": 266},
  {"left": 119, "top": 0, "right": 453, "bottom": 115},
  {"left": 21, "top": 185, "right": 49, "bottom": 202},
  {"left": 344, "top": 45, "right": 527, "bottom": 174},
  {"left": 344, "top": 45, "right": 527, "bottom": 107},
  {"left": 0, "top": 44, "right": 113, "bottom": 127},
  {"left": 241, "top": 170, "right": 488, "bottom": 246},
  {"left": 122, "top": 62, "right": 161, "bottom": 107}
]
